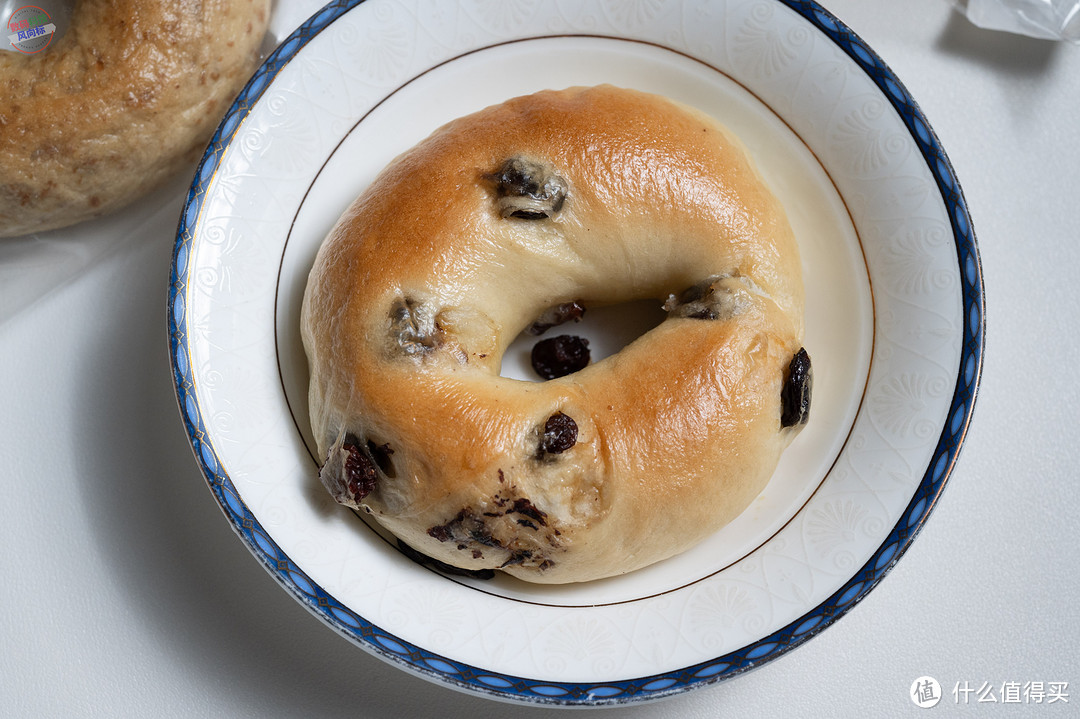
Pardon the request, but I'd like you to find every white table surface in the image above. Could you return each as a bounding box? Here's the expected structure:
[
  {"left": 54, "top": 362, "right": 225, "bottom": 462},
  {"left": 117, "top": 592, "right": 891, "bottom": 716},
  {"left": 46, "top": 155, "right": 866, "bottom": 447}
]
[{"left": 3, "top": 1, "right": 1078, "bottom": 716}]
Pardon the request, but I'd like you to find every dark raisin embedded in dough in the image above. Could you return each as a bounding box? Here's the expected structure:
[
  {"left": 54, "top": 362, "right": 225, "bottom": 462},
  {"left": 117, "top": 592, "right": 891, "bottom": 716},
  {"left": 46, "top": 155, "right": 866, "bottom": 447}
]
[
  {"left": 342, "top": 438, "right": 378, "bottom": 500},
  {"left": 676, "top": 279, "right": 711, "bottom": 304},
  {"left": 427, "top": 523, "right": 453, "bottom": 543},
  {"left": 664, "top": 277, "right": 720, "bottom": 320},
  {"left": 526, "top": 300, "right": 586, "bottom": 335},
  {"left": 663, "top": 275, "right": 748, "bottom": 321},
  {"left": 390, "top": 297, "right": 441, "bottom": 355},
  {"left": 427, "top": 508, "right": 503, "bottom": 548},
  {"left": 781, "top": 347, "right": 813, "bottom": 428},
  {"left": 540, "top": 412, "right": 578, "bottom": 454},
  {"left": 500, "top": 548, "right": 535, "bottom": 568},
  {"left": 531, "top": 334, "right": 590, "bottom": 379},
  {"left": 469, "top": 523, "right": 503, "bottom": 548},
  {"left": 490, "top": 156, "right": 567, "bottom": 219},
  {"left": 427, "top": 509, "right": 467, "bottom": 543},
  {"left": 512, "top": 497, "right": 548, "bottom": 526}
]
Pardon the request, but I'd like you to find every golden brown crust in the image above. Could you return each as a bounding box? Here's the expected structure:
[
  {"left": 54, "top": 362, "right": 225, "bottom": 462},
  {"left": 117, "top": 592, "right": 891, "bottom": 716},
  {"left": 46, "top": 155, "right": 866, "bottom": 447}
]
[
  {"left": 0, "top": 0, "right": 270, "bottom": 237},
  {"left": 301, "top": 85, "right": 807, "bottom": 583}
]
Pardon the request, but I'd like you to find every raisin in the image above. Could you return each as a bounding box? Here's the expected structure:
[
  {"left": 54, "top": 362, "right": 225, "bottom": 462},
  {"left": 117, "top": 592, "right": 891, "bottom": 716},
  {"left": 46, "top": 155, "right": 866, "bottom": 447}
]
[
  {"left": 390, "top": 297, "right": 441, "bottom": 354},
  {"left": 500, "top": 548, "right": 534, "bottom": 568},
  {"left": 781, "top": 347, "right": 813, "bottom": 428},
  {"left": 665, "top": 278, "right": 719, "bottom": 319},
  {"left": 526, "top": 301, "right": 586, "bottom": 335},
  {"left": 663, "top": 276, "right": 743, "bottom": 321},
  {"left": 428, "top": 509, "right": 468, "bottom": 542},
  {"left": 427, "top": 508, "right": 502, "bottom": 548},
  {"left": 677, "top": 280, "right": 711, "bottom": 304},
  {"left": 342, "top": 440, "right": 377, "bottom": 500},
  {"left": 512, "top": 497, "right": 548, "bottom": 526},
  {"left": 531, "top": 334, "right": 590, "bottom": 379},
  {"left": 489, "top": 157, "right": 567, "bottom": 219},
  {"left": 469, "top": 524, "right": 503, "bottom": 548},
  {"left": 540, "top": 412, "right": 577, "bottom": 455},
  {"left": 428, "top": 525, "right": 453, "bottom": 542}
]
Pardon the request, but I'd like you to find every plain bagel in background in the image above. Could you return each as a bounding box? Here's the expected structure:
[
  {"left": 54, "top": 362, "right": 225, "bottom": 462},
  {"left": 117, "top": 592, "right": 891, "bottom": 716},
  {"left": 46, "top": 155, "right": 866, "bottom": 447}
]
[{"left": 0, "top": 0, "right": 270, "bottom": 238}]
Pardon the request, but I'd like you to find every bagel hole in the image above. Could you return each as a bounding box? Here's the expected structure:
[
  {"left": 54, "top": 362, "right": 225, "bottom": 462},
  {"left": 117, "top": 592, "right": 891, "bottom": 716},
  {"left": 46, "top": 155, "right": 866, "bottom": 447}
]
[{"left": 500, "top": 299, "right": 668, "bottom": 382}]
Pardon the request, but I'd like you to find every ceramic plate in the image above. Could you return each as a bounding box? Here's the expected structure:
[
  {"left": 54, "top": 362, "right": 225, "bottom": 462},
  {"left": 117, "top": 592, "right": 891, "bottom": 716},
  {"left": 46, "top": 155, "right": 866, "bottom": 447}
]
[{"left": 169, "top": 0, "right": 983, "bottom": 706}]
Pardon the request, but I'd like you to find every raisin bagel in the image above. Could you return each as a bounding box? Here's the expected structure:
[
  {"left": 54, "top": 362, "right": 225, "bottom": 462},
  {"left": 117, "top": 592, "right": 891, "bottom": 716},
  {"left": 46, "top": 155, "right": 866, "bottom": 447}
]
[
  {"left": 0, "top": 0, "right": 270, "bottom": 238},
  {"left": 301, "top": 85, "right": 812, "bottom": 584}
]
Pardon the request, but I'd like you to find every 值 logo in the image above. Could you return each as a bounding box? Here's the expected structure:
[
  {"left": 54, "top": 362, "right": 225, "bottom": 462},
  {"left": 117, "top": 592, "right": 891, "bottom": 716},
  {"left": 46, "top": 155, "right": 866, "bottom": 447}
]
[
  {"left": 6, "top": 5, "right": 57, "bottom": 54},
  {"left": 911, "top": 676, "right": 943, "bottom": 708}
]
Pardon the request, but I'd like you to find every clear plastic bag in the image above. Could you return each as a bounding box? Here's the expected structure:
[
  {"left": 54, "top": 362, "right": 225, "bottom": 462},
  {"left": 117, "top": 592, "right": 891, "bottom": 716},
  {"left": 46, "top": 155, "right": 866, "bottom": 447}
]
[{"left": 950, "top": 0, "right": 1080, "bottom": 41}]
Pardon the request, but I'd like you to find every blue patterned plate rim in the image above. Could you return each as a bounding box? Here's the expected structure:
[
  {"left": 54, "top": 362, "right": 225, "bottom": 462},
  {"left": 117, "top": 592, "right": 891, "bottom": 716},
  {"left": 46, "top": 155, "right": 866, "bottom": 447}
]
[{"left": 167, "top": 0, "right": 984, "bottom": 706}]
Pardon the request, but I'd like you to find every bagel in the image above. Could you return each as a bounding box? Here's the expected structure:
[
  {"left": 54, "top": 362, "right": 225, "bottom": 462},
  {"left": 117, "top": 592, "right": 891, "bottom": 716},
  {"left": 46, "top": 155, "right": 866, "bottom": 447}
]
[
  {"left": 0, "top": 0, "right": 270, "bottom": 238},
  {"left": 301, "top": 85, "right": 812, "bottom": 584}
]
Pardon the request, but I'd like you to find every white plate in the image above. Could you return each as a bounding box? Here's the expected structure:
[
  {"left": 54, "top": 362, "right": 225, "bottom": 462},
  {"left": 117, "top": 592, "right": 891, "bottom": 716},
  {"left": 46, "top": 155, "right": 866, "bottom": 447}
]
[{"left": 169, "top": 0, "right": 983, "bottom": 706}]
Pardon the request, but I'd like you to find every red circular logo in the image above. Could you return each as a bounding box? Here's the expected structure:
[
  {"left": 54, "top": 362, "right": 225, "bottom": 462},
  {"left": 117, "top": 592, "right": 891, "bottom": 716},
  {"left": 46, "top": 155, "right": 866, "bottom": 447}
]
[{"left": 6, "top": 5, "right": 56, "bottom": 54}]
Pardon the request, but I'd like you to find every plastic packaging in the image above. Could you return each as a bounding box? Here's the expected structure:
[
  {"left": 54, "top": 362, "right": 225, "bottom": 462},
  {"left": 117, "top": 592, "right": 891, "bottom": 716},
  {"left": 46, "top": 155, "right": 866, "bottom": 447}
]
[{"left": 950, "top": 0, "right": 1080, "bottom": 41}]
